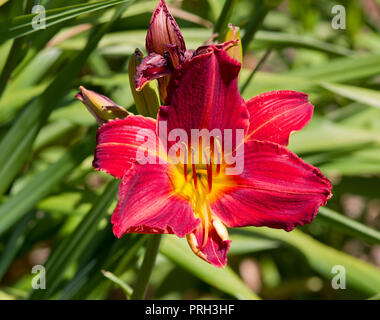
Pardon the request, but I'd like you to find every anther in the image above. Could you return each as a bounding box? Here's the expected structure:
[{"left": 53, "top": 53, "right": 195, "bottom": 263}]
[
  {"left": 186, "top": 232, "right": 207, "bottom": 261},
  {"left": 212, "top": 218, "right": 229, "bottom": 242}
]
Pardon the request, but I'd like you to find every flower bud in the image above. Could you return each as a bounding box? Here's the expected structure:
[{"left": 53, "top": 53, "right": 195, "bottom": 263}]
[
  {"left": 129, "top": 49, "right": 161, "bottom": 118},
  {"left": 224, "top": 24, "right": 243, "bottom": 65},
  {"left": 75, "top": 86, "right": 129, "bottom": 125},
  {"left": 146, "top": 0, "right": 186, "bottom": 56}
]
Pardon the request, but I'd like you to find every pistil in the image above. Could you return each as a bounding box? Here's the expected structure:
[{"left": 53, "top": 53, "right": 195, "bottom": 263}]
[{"left": 194, "top": 183, "right": 212, "bottom": 250}]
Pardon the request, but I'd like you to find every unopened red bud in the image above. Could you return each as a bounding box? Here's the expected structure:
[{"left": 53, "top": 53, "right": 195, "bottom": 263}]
[{"left": 146, "top": 0, "right": 186, "bottom": 56}]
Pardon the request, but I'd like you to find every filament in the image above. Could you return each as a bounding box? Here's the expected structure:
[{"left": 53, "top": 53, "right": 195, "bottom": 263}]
[
  {"left": 191, "top": 148, "right": 197, "bottom": 190},
  {"left": 203, "top": 150, "right": 212, "bottom": 193},
  {"left": 215, "top": 137, "right": 222, "bottom": 176},
  {"left": 181, "top": 141, "right": 188, "bottom": 182}
]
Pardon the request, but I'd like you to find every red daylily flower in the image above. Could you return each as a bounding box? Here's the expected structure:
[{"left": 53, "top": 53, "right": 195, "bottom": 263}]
[{"left": 93, "top": 44, "right": 332, "bottom": 267}]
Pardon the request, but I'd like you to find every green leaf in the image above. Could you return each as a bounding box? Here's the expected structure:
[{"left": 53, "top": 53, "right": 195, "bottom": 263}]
[
  {"left": 317, "top": 207, "right": 380, "bottom": 245},
  {"left": 36, "top": 192, "right": 92, "bottom": 217},
  {"left": 101, "top": 270, "right": 133, "bottom": 298},
  {"left": 0, "top": 83, "right": 48, "bottom": 124},
  {"left": 28, "top": 179, "right": 119, "bottom": 300},
  {"left": 0, "top": 132, "right": 95, "bottom": 236},
  {"left": 0, "top": 212, "right": 35, "bottom": 281},
  {"left": 229, "top": 233, "right": 280, "bottom": 255},
  {"left": 289, "top": 53, "right": 380, "bottom": 82},
  {"left": 160, "top": 236, "right": 260, "bottom": 300},
  {"left": 241, "top": 0, "right": 282, "bottom": 53},
  {"left": 0, "top": 0, "right": 132, "bottom": 43},
  {"left": 253, "top": 31, "right": 354, "bottom": 56},
  {"left": 288, "top": 119, "right": 380, "bottom": 154},
  {"left": 131, "top": 234, "right": 162, "bottom": 300},
  {"left": 321, "top": 82, "right": 380, "bottom": 109},
  {"left": 244, "top": 227, "right": 380, "bottom": 296},
  {"left": 69, "top": 235, "right": 147, "bottom": 299}
]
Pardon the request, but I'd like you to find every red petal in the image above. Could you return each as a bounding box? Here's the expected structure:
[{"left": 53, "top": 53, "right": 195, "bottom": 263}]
[
  {"left": 146, "top": 0, "right": 186, "bottom": 56},
  {"left": 211, "top": 140, "right": 332, "bottom": 232},
  {"left": 112, "top": 162, "right": 200, "bottom": 238},
  {"left": 246, "top": 90, "right": 313, "bottom": 146},
  {"left": 188, "top": 224, "right": 231, "bottom": 268},
  {"left": 93, "top": 116, "right": 158, "bottom": 179},
  {"left": 194, "top": 40, "right": 240, "bottom": 57},
  {"left": 135, "top": 53, "right": 172, "bottom": 91},
  {"left": 158, "top": 45, "right": 249, "bottom": 147}
]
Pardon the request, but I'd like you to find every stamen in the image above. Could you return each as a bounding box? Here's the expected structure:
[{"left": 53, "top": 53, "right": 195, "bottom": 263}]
[
  {"left": 184, "top": 163, "right": 188, "bottom": 182},
  {"left": 212, "top": 218, "right": 229, "bottom": 242},
  {"left": 191, "top": 148, "right": 197, "bottom": 190},
  {"left": 200, "top": 203, "right": 209, "bottom": 250},
  {"left": 186, "top": 233, "right": 207, "bottom": 261},
  {"left": 197, "top": 180, "right": 213, "bottom": 250},
  {"left": 216, "top": 164, "right": 220, "bottom": 176},
  {"left": 215, "top": 137, "right": 222, "bottom": 176},
  {"left": 203, "top": 150, "right": 212, "bottom": 193},
  {"left": 207, "top": 164, "right": 212, "bottom": 192},
  {"left": 181, "top": 142, "right": 188, "bottom": 182}
]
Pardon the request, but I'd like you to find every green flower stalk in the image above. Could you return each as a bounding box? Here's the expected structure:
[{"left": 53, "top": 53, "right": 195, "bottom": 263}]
[{"left": 128, "top": 49, "right": 161, "bottom": 118}]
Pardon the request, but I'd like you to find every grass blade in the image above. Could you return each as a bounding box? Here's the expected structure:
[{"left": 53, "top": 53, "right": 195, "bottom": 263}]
[
  {"left": 131, "top": 234, "right": 162, "bottom": 300},
  {"left": 241, "top": 0, "right": 282, "bottom": 53},
  {"left": 0, "top": 132, "right": 95, "bottom": 236},
  {"left": 28, "top": 179, "right": 119, "bottom": 299},
  {"left": 101, "top": 270, "right": 133, "bottom": 298},
  {"left": 0, "top": 0, "right": 132, "bottom": 43},
  {"left": 160, "top": 236, "right": 260, "bottom": 300},
  {"left": 253, "top": 31, "right": 354, "bottom": 56},
  {"left": 240, "top": 48, "right": 272, "bottom": 94},
  {"left": 213, "top": 0, "right": 238, "bottom": 41},
  {"left": 244, "top": 227, "right": 380, "bottom": 296},
  {"left": 317, "top": 207, "right": 380, "bottom": 244},
  {"left": 321, "top": 82, "right": 380, "bottom": 109},
  {"left": 0, "top": 211, "right": 35, "bottom": 281}
]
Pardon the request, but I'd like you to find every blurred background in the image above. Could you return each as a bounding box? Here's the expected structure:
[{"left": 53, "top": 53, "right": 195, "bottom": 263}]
[{"left": 0, "top": 0, "right": 380, "bottom": 300}]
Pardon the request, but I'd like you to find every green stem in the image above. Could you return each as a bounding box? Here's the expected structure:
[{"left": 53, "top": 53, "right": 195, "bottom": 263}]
[
  {"left": 213, "top": 0, "right": 238, "bottom": 41},
  {"left": 131, "top": 234, "right": 162, "bottom": 300},
  {"left": 241, "top": 0, "right": 283, "bottom": 54},
  {"left": 240, "top": 48, "right": 272, "bottom": 94}
]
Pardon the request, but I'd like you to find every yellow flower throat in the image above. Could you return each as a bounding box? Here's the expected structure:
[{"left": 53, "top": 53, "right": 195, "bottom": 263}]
[{"left": 168, "top": 145, "right": 231, "bottom": 256}]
